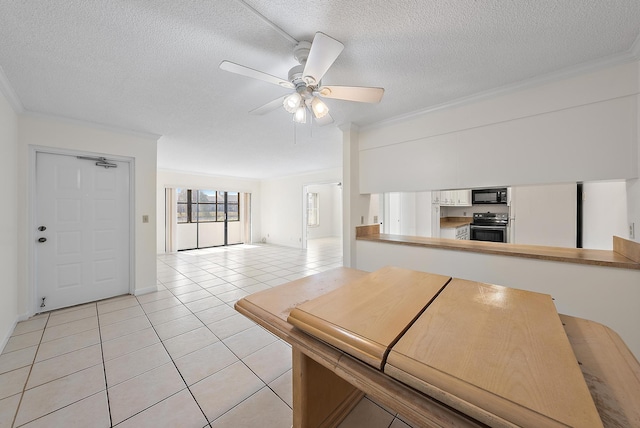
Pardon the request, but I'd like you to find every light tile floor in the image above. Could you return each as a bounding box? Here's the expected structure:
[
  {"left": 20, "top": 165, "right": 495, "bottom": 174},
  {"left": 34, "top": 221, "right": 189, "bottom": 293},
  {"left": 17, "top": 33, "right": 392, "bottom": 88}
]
[{"left": 0, "top": 238, "right": 414, "bottom": 428}]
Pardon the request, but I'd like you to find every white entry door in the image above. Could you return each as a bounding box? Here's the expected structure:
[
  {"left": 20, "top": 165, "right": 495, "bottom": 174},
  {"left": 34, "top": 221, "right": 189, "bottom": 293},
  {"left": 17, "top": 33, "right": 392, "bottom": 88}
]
[{"left": 35, "top": 152, "right": 130, "bottom": 312}]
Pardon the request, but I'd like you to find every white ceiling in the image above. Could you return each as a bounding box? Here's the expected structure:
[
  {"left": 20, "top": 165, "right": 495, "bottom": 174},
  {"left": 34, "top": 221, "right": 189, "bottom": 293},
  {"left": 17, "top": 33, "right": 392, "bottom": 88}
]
[{"left": 1, "top": 1, "right": 639, "bottom": 179}]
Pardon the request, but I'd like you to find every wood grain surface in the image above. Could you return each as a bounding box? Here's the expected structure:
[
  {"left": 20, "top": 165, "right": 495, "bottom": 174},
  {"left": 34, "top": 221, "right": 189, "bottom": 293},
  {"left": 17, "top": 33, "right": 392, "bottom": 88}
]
[
  {"left": 358, "top": 233, "right": 640, "bottom": 270},
  {"left": 235, "top": 268, "right": 486, "bottom": 427},
  {"left": 386, "top": 279, "right": 603, "bottom": 428},
  {"left": 561, "top": 314, "right": 640, "bottom": 427},
  {"left": 288, "top": 266, "right": 451, "bottom": 369}
]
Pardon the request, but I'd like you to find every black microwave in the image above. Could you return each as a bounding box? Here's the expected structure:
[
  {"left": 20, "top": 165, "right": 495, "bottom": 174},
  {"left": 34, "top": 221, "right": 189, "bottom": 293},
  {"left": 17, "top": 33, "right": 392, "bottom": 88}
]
[{"left": 472, "top": 188, "right": 508, "bottom": 205}]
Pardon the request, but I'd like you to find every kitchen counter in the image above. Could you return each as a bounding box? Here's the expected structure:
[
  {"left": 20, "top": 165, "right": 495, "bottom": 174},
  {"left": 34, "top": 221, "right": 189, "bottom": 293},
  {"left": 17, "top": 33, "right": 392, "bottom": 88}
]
[
  {"left": 439, "top": 216, "right": 472, "bottom": 229},
  {"left": 356, "top": 225, "right": 640, "bottom": 271}
]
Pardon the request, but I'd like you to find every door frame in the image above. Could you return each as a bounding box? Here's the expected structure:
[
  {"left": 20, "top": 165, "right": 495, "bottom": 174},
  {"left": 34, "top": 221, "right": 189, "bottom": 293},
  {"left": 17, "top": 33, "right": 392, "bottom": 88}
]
[{"left": 28, "top": 146, "right": 135, "bottom": 314}]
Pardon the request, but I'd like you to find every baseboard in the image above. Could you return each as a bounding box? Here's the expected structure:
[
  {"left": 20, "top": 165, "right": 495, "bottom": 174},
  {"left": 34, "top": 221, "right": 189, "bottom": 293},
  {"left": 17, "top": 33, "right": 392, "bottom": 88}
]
[
  {"left": 0, "top": 317, "right": 19, "bottom": 354},
  {"left": 134, "top": 285, "right": 159, "bottom": 296}
]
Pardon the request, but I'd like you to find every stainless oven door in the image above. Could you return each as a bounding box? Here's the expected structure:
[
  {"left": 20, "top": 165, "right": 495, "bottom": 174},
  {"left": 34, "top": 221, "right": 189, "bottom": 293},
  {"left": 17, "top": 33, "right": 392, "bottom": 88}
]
[{"left": 470, "top": 225, "right": 507, "bottom": 243}]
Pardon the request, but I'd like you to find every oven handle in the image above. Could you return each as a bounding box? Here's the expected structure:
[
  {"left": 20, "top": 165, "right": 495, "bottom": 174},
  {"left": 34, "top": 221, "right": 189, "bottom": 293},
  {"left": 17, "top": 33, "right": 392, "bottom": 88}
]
[{"left": 470, "top": 224, "right": 508, "bottom": 230}]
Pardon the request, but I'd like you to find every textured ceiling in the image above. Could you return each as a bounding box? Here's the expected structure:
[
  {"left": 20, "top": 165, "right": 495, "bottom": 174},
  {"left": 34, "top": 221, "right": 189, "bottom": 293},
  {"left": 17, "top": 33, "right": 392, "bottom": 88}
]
[{"left": 1, "top": 1, "right": 639, "bottom": 179}]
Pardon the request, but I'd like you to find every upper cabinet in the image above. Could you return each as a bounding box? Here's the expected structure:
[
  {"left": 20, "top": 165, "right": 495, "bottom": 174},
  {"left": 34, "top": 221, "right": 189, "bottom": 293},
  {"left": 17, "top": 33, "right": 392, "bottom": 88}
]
[
  {"left": 455, "top": 190, "right": 471, "bottom": 206},
  {"left": 434, "top": 189, "right": 471, "bottom": 207}
]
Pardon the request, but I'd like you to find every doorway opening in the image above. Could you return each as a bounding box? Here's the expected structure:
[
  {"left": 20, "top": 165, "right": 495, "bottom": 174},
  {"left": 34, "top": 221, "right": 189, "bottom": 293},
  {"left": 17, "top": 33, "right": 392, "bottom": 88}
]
[{"left": 302, "top": 182, "right": 342, "bottom": 254}]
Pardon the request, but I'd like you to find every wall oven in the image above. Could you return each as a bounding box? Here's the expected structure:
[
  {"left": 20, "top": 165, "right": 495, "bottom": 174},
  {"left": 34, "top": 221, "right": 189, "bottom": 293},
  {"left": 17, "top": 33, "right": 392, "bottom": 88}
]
[
  {"left": 472, "top": 188, "right": 508, "bottom": 205},
  {"left": 470, "top": 212, "right": 508, "bottom": 243}
]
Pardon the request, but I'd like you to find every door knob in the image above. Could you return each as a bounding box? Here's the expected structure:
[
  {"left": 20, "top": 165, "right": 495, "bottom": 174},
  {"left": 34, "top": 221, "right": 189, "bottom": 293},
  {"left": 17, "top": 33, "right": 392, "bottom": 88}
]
[
  {"left": 38, "top": 237, "right": 47, "bottom": 243},
  {"left": 38, "top": 226, "right": 46, "bottom": 231}
]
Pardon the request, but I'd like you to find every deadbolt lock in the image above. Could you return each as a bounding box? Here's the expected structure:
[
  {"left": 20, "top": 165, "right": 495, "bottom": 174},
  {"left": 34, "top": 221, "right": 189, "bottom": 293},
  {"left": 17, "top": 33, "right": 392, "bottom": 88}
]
[{"left": 38, "top": 226, "right": 46, "bottom": 231}]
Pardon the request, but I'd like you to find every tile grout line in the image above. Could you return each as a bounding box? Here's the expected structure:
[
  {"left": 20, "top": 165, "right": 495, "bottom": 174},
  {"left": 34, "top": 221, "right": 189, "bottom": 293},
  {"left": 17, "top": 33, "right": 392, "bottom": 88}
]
[
  {"left": 154, "top": 262, "right": 287, "bottom": 425},
  {"left": 141, "top": 268, "right": 213, "bottom": 426},
  {"left": 5, "top": 242, "right": 339, "bottom": 428},
  {"left": 9, "top": 312, "right": 49, "bottom": 428},
  {"left": 95, "top": 302, "right": 115, "bottom": 428}
]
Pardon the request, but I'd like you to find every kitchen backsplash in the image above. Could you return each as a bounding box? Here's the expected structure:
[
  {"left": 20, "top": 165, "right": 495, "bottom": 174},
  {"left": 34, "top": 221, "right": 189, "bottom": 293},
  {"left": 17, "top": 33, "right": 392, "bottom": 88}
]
[{"left": 443, "top": 205, "right": 509, "bottom": 217}]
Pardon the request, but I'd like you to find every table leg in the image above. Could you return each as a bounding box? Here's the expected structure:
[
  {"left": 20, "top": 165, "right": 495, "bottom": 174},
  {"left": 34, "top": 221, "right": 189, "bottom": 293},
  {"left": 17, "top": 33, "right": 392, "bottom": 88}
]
[{"left": 292, "top": 347, "right": 364, "bottom": 428}]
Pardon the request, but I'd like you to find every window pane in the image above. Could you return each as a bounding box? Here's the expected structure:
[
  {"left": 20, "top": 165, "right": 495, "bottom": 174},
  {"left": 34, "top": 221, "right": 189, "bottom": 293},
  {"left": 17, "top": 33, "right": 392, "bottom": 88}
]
[
  {"left": 307, "top": 193, "right": 319, "bottom": 227},
  {"left": 199, "top": 190, "right": 217, "bottom": 203},
  {"left": 197, "top": 203, "right": 216, "bottom": 222},
  {"left": 177, "top": 188, "right": 188, "bottom": 203},
  {"left": 227, "top": 203, "right": 239, "bottom": 221},
  {"left": 217, "top": 204, "right": 225, "bottom": 221},
  {"left": 227, "top": 192, "right": 238, "bottom": 203},
  {"left": 177, "top": 203, "right": 188, "bottom": 223}
]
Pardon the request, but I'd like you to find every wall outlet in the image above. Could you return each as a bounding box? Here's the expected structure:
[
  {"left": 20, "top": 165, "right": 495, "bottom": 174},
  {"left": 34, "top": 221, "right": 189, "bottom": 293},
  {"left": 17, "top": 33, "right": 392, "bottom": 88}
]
[
  {"left": 373, "top": 215, "right": 378, "bottom": 223},
  {"left": 630, "top": 223, "right": 636, "bottom": 239},
  {"left": 361, "top": 216, "right": 364, "bottom": 224}
]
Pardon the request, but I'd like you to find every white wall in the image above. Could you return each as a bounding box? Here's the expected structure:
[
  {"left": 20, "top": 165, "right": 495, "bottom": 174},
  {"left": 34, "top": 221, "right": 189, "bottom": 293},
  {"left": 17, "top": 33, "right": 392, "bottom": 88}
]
[
  {"left": 359, "top": 62, "right": 639, "bottom": 193},
  {"left": 583, "top": 181, "right": 629, "bottom": 249},
  {"left": 17, "top": 115, "right": 158, "bottom": 318},
  {"left": 356, "top": 240, "right": 640, "bottom": 360},
  {"left": 156, "top": 169, "right": 261, "bottom": 253},
  {"left": 261, "top": 168, "right": 341, "bottom": 248},
  {"left": 0, "top": 89, "right": 19, "bottom": 350},
  {"left": 341, "top": 60, "right": 640, "bottom": 360}
]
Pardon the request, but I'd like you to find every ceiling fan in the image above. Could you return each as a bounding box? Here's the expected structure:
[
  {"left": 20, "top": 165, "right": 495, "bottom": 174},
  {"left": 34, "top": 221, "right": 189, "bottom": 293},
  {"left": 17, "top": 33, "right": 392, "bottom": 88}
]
[{"left": 219, "top": 32, "right": 384, "bottom": 125}]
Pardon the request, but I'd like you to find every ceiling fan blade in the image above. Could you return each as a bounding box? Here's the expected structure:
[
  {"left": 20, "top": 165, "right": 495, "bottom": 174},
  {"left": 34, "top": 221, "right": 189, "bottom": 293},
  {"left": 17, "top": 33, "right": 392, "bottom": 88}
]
[
  {"left": 219, "top": 61, "right": 294, "bottom": 89},
  {"left": 250, "top": 96, "right": 287, "bottom": 115},
  {"left": 302, "top": 32, "right": 344, "bottom": 86},
  {"left": 318, "top": 85, "right": 384, "bottom": 103},
  {"left": 314, "top": 112, "right": 334, "bottom": 126}
]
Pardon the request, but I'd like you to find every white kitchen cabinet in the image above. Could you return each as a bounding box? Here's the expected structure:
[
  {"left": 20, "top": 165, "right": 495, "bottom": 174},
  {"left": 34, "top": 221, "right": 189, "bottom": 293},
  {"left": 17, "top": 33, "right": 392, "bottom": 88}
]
[
  {"left": 456, "top": 224, "right": 470, "bottom": 240},
  {"left": 455, "top": 190, "right": 471, "bottom": 206},
  {"left": 440, "top": 227, "right": 456, "bottom": 240},
  {"left": 440, "top": 224, "right": 470, "bottom": 240},
  {"left": 437, "top": 189, "right": 472, "bottom": 207}
]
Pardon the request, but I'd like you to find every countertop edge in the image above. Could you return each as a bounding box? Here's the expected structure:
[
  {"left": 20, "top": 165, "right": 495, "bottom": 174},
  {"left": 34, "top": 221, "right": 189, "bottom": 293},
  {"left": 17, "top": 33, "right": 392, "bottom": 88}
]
[{"left": 356, "top": 234, "right": 640, "bottom": 271}]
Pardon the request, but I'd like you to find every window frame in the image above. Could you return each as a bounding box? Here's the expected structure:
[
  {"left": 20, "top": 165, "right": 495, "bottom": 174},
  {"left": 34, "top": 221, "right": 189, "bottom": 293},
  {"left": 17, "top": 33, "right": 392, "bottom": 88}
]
[{"left": 307, "top": 192, "right": 319, "bottom": 227}]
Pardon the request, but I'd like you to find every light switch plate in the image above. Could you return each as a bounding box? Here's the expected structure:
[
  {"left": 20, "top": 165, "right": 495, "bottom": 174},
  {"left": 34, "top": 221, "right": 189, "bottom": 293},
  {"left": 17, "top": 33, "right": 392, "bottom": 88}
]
[{"left": 142, "top": 215, "right": 149, "bottom": 223}]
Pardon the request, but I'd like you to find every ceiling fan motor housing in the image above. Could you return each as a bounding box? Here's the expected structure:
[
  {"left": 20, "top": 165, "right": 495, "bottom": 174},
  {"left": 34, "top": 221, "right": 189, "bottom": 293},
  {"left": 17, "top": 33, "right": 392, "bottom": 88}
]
[
  {"left": 288, "top": 65, "right": 315, "bottom": 99},
  {"left": 293, "top": 41, "right": 311, "bottom": 65}
]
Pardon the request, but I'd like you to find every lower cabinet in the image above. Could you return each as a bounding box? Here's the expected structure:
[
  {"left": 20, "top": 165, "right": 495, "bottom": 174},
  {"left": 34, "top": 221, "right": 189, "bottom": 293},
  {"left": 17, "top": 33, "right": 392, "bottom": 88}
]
[{"left": 441, "top": 224, "right": 470, "bottom": 240}]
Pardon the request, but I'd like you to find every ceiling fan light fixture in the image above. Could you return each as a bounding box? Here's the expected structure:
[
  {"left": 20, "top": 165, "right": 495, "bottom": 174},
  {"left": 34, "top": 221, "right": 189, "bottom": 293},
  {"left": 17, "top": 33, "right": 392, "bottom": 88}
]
[
  {"left": 283, "top": 92, "right": 302, "bottom": 113},
  {"left": 293, "top": 105, "right": 307, "bottom": 123},
  {"left": 311, "top": 97, "right": 329, "bottom": 118}
]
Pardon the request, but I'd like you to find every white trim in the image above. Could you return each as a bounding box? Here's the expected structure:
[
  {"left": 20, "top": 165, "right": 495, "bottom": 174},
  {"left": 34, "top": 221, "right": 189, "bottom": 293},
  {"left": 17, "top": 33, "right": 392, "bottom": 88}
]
[
  {"left": 0, "top": 66, "right": 24, "bottom": 113},
  {"left": 134, "top": 285, "right": 158, "bottom": 296},
  {"left": 0, "top": 318, "right": 18, "bottom": 354},
  {"left": 29, "top": 146, "right": 136, "bottom": 314},
  {"left": 302, "top": 185, "right": 308, "bottom": 250}
]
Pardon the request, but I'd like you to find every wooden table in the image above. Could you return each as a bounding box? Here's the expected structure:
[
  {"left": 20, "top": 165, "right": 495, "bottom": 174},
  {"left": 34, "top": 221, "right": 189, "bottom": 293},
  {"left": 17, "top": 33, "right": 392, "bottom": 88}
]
[{"left": 235, "top": 267, "right": 640, "bottom": 428}]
